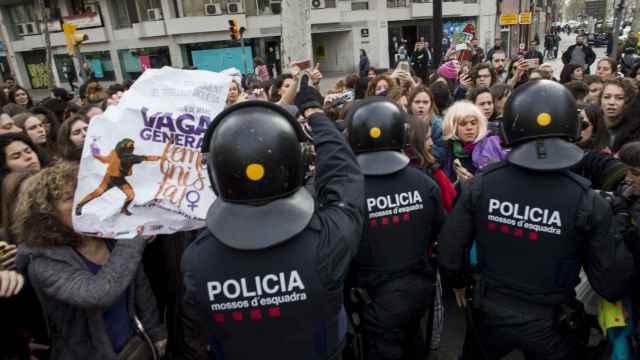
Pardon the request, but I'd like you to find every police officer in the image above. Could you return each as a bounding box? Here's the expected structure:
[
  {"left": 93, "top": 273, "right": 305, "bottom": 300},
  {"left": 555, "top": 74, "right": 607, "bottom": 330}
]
[
  {"left": 438, "top": 80, "right": 634, "bottom": 359},
  {"left": 181, "top": 76, "right": 365, "bottom": 359},
  {"left": 346, "top": 98, "right": 445, "bottom": 360}
]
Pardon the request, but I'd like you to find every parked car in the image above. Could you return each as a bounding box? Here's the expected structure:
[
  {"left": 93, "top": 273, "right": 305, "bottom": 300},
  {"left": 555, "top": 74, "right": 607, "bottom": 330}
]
[{"left": 587, "top": 33, "right": 609, "bottom": 47}]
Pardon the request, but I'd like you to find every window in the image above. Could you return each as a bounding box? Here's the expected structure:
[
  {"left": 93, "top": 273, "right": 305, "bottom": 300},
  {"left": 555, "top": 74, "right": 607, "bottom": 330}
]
[
  {"left": 387, "top": 0, "right": 408, "bottom": 8},
  {"left": 412, "top": 0, "right": 431, "bottom": 3},
  {"left": 118, "top": 47, "right": 171, "bottom": 81},
  {"left": 110, "top": 0, "right": 139, "bottom": 28},
  {"left": 352, "top": 1, "right": 369, "bottom": 10},
  {"left": 8, "top": 3, "right": 37, "bottom": 38},
  {"left": 182, "top": 0, "right": 247, "bottom": 17},
  {"left": 84, "top": 51, "right": 116, "bottom": 81},
  {"left": 138, "top": 0, "right": 163, "bottom": 21},
  {"left": 251, "top": 0, "right": 282, "bottom": 15}
]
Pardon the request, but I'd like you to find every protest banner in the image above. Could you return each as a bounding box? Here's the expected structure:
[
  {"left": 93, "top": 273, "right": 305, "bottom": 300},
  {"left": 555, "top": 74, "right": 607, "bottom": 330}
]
[{"left": 73, "top": 66, "right": 231, "bottom": 239}]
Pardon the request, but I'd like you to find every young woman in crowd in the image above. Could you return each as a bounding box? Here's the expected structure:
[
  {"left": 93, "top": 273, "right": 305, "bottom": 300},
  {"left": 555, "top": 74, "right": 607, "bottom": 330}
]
[
  {"left": 8, "top": 85, "right": 34, "bottom": 109},
  {"left": 595, "top": 57, "right": 617, "bottom": 80},
  {"left": 0, "top": 132, "right": 44, "bottom": 185},
  {"left": 407, "top": 86, "right": 445, "bottom": 160},
  {"left": 489, "top": 83, "right": 512, "bottom": 116},
  {"left": 270, "top": 73, "right": 295, "bottom": 102},
  {"left": 253, "top": 57, "right": 270, "bottom": 82},
  {"left": 57, "top": 115, "right": 88, "bottom": 162},
  {"left": 367, "top": 67, "right": 377, "bottom": 81},
  {"left": 14, "top": 162, "right": 167, "bottom": 359},
  {"left": 406, "top": 116, "right": 456, "bottom": 212},
  {"left": 577, "top": 104, "right": 611, "bottom": 153},
  {"left": 366, "top": 74, "right": 397, "bottom": 97},
  {"left": 225, "top": 80, "right": 242, "bottom": 107},
  {"left": 429, "top": 81, "right": 452, "bottom": 116},
  {"left": 600, "top": 78, "right": 640, "bottom": 153},
  {"left": 469, "top": 87, "right": 496, "bottom": 122},
  {"left": 30, "top": 105, "right": 61, "bottom": 147},
  {"left": 78, "top": 103, "right": 103, "bottom": 121},
  {"left": 0, "top": 112, "right": 21, "bottom": 135},
  {"left": 584, "top": 75, "right": 604, "bottom": 104},
  {"left": 13, "top": 112, "right": 58, "bottom": 158},
  {"left": 441, "top": 100, "right": 506, "bottom": 183},
  {"left": 560, "top": 64, "right": 584, "bottom": 83}
]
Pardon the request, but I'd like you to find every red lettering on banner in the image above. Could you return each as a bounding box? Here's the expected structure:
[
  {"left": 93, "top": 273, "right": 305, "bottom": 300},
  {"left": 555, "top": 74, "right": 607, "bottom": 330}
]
[
  {"left": 488, "top": 222, "right": 497, "bottom": 230},
  {"left": 392, "top": 215, "right": 400, "bottom": 224},
  {"left": 231, "top": 311, "right": 243, "bottom": 321},
  {"left": 403, "top": 213, "right": 410, "bottom": 221},
  {"left": 381, "top": 217, "right": 389, "bottom": 225},
  {"left": 514, "top": 228, "right": 524, "bottom": 237},
  {"left": 213, "top": 313, "right": 224, "bottom": 323},
  {"left": 370, "top": 219, "right": 378, "bottom": 227},
  {"left": 268, "top": 307, "right": 281, "bottom": 318},
  {"left": 250, "top": 309, "right": 262, "bottom": 320},
  {"left": 529, "top": 232, "right": 538, "bottom": 241},
  {"left": 500, "top": 224, "right": 510, "bottom": 233}
]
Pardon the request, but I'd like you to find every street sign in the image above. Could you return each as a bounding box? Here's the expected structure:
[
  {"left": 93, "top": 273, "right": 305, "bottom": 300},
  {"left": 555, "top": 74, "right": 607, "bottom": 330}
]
[
  {"left": 519, "top": 12, "right": 532, "bottom": 25},
  {"left": 499, "top": 13, "right": 518, "bottom": 26}
]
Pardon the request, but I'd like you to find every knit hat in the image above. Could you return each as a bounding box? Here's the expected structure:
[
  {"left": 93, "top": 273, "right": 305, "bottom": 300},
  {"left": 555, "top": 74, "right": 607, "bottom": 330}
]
[{"left": 437, "top": 60, "right": 459, "bottom": 80}]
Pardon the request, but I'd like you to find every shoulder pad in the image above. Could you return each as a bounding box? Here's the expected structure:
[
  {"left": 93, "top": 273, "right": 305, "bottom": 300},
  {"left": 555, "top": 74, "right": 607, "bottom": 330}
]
[
  {"left": 560, "top": 170, "right": 592, "bottom": 191},
  {"left": 475, "top": 160, "right": 509, "bottom": 176}
]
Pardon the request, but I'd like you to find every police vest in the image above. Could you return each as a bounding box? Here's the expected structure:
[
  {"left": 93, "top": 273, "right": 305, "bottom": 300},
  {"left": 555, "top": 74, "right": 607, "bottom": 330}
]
[
  {"left": 183, "top": 227, "right": 347, "bottom": 360},
  {"left": 353, "top": 166, "right": 440, "bottom": 287},
  {"left": 475, "top": 162, "right": 590, "bottom": 304}
]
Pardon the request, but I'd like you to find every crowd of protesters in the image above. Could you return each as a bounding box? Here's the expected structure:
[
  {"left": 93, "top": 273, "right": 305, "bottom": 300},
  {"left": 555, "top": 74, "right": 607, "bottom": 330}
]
[{"left": 1, "top": 29, "right": 640, "bottom": 360}]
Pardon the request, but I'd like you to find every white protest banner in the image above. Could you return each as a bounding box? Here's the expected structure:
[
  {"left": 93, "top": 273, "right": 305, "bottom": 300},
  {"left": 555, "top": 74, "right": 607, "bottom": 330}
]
[{"left": 73, "top": 66, "right": 231, "bottom": 239}]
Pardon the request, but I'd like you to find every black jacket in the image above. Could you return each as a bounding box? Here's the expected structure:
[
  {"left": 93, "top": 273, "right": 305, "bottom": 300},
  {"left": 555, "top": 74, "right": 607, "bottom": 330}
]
[
  {"left": 562, "top": 44, "right": 596, "bottom": 66},
  {"left": 438, "top": 162, "right": 634, "bottom": 303},
  {"left": 608, "top": 98, "right": 640, "bottom": 153},
  {"left": 180, "top": 111, "right": 365, "bottom": 359}
]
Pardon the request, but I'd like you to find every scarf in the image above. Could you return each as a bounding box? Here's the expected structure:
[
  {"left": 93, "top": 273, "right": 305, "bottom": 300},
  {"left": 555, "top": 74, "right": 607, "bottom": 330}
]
[{"left": 451, "top": 140, "right": 476, "bottom": 159}]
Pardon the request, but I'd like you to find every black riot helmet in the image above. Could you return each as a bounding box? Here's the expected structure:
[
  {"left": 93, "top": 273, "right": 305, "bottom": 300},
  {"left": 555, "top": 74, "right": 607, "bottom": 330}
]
[
  {"left": 502, "top": 79, "right": 583, "bottom": 171},
  {"left": 200, "top": 101, "right": 314, "bottom": 250},
  {"left": 346, "top": 98, "right": 410, "bottom": 175}
]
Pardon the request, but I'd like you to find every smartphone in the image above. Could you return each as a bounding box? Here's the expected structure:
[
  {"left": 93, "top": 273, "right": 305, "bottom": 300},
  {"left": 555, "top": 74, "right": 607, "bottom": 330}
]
[
  {"left": 525, "top": 59, "right": 538, "bottom": 69},
  {"left": 397, "top": 61, "right": 411, "bottom": 73},
  {"left": 292, "top": 59, "right": 312, "bottom": 71}
]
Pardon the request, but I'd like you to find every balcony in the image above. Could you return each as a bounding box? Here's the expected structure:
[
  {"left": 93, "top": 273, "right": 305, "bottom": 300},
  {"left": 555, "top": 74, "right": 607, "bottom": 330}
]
[
  {"left": 133, "top": 20, "right": 168, "bottom": 38},
  {"left": 12, "top": 26, "right": 108, "bottom": 52},
  {"left": 166, "top": 14, "right": 247, "bottom": 35}
]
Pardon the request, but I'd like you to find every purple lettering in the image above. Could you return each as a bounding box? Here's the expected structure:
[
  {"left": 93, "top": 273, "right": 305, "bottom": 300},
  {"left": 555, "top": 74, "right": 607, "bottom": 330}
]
[{"left": 176, "top": 114, "right": 195, "bottom": 135}]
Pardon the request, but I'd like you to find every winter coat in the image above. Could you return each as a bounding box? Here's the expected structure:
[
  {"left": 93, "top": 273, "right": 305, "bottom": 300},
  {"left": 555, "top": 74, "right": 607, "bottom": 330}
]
[{"left": 16, "top": 237, "right": 166, "bottom": 360}]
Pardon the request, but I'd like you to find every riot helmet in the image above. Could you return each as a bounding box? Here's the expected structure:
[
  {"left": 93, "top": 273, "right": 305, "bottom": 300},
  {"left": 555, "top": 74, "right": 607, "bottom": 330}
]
[
  {"left": 346, "top": 98, "right": 410, "bottom": 175},
  {"left": 502, "top": 80, "right": 583, "bottom": 171},
  {"left": 201, "top": 101, "right": 314, "bottom": 250}
]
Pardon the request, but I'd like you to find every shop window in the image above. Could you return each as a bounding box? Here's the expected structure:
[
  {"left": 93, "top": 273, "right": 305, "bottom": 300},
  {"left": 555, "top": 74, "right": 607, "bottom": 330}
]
[
  {"left": 83, "top": 52, "right": 116, "bottom": 81},
  {"left": 118, "top": 47, "right": 172, "bottom": 81},
  {"left": 138, "top": 0, "right": 164, "bottom": 21}
]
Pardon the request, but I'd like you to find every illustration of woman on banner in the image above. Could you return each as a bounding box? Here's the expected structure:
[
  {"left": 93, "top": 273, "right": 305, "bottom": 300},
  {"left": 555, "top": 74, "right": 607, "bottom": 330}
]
[{"left": 75, "top": 138, "right": 162, "bottom": 216}]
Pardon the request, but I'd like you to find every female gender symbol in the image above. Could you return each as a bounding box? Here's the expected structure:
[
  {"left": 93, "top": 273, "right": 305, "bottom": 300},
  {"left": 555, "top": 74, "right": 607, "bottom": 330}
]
[{"left": 186, "top": 190, "right": 201, "bottom": 211}]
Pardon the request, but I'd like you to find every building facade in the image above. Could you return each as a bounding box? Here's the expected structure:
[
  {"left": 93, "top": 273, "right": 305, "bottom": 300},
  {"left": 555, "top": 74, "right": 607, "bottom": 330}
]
[{"left": 0, "top": 0, "right": 497, "bottom": 89}]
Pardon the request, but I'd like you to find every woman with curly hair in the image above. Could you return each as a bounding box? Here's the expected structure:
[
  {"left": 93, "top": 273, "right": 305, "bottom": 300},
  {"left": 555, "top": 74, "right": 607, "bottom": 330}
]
[
  {"left": 57, "top": 115, "right": 88, "bottom": 162},
  {"left": 366, "top": 74, "right": 397, "bottom": 97},
  {"left": 559, "top": 63, "right": 584, "bottom": 83},
  {"left": 14, "top": 162, "right": 167, "bottom": 359}
]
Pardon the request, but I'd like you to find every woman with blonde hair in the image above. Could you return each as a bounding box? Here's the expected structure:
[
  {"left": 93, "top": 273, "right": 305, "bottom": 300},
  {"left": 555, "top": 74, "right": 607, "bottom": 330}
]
[
  {"left": 442, "top": 100, "right": 506, "bottom": 182},
  {"left": 15, "top": 162, "right": 167, "bottom": 359}
]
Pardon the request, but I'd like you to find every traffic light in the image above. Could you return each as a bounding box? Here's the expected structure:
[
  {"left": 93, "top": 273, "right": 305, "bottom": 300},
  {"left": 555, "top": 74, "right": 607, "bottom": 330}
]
[
  {"left": 63, "top": 23, "right": 88, "bottom": 55},
  {"left": 229, "top": 18, "right": 239, "bottom": 41}
]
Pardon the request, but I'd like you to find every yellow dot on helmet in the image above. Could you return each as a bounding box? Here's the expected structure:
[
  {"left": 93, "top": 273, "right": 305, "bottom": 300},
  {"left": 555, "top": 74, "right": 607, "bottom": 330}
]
[
  {"left": 370, "top": 127, "right": 382, "bottom": 139},
  {"left": 245, "top": 163, "right": 265, "bottom": 181},
  {"left": 536, "top": 113, "right": 552, "bottom": 127}
]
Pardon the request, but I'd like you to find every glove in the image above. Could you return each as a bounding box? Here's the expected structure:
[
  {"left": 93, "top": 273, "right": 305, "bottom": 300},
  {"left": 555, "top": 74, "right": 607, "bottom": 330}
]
[{"left": 294, "top": 74, "right": 323, "bottom": 116}]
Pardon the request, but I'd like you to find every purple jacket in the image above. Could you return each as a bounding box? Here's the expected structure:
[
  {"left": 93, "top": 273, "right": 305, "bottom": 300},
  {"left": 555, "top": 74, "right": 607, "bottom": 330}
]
[{"left": 472, "top": 135, "right": 507, "bottom": 169}]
